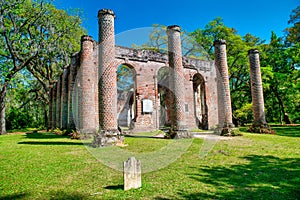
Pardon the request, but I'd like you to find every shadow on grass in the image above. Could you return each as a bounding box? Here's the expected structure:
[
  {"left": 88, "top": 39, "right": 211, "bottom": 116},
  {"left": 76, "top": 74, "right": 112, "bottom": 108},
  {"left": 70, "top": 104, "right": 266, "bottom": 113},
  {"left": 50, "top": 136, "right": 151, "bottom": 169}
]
[
  {"left": 48, "top": 191, "right": 88, "bottom": 200},
  {"left": 1, "top": 191, "right": 88, "bottom": 200},
  {"left": 104, "top": 184, "right": 124, "bottom": 190},
  {"left": 154, "top": 197, "right": 172, "bottom": 200},
  {"left": 18, "top": 141, "right": 83, "bottom": 146},
  {"left": 184, "top": 155, "right": 300, "bottom": 199},
  {"left": 239, "top": 126, "right": 300, "bottom": 137},
  {"left": 0, "top": 193, "right": 28, "bottom": 200},
  {"left": 125, "top": 135, "right": 165, "bottom": 139},
  {"left": 271, "top": 126, "right": 300, "bottom": 137},
  {"left": 24, "top": 132, "right": 69, "bottom": 139}
]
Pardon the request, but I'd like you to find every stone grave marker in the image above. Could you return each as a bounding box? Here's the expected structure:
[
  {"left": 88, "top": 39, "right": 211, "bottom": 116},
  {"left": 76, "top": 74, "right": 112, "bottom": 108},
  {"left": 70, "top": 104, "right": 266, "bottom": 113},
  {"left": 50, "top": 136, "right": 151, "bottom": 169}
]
[{"left": 123, "top": 157, "right": 141, "bottom": 191}]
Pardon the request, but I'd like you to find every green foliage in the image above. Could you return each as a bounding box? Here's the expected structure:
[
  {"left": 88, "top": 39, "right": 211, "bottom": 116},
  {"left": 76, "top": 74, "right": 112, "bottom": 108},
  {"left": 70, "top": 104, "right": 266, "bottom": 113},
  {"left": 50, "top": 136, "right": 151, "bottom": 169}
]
[
  {"left": 260, "top": 31, "right": 300, "bottom": 124},
  {"left": 140, "top": 12, "right": 299, "bottom": 125},
  {"left": 136, "top": 24, "right": 209, "bottom": 59},
  {"left": 234, "top": 103, "right": 253, "bottom": 125},
  {"left": 285, "top": 5, "right": 300, "bottom": 45},
  {"left": 138, "top": 24, "right": 168, "bottom": 53},
  {"left": 0, "top": 0, "right": 86, "bottom": 132},
  {"left": 6, "top": 70, "right": 45, "bottom": 130},
  {"left": 6, "top": 108, "right": 31, "bottom": 130},
  {"left": 117, "top": 64, "right": 135, "bottom": 91}
]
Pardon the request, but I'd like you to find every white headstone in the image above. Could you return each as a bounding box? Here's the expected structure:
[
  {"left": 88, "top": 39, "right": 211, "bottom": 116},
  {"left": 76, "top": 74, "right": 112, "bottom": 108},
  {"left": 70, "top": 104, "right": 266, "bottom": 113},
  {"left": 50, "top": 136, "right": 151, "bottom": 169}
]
[{"left": 123, "top": 157, "right": 142, "bottom": 191}]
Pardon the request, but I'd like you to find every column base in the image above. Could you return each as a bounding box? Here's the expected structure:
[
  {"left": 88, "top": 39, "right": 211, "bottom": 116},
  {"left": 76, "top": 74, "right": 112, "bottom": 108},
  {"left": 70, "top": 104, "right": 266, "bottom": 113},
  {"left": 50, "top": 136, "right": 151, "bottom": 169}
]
[
  {"left": 214, "top": 124, "right": 241, "bottom": 136},
  {"left": 92, "top": 129, "right": 124, "bottom": 147},
  {"left": 248, "top": 123, "right": 275, "bottom": 134},
  {"left": 168, "top": 127, "right": 192, "bottom": 139},
  {"left": 78, "top": 128, "right": 97, "bottom": 140}
]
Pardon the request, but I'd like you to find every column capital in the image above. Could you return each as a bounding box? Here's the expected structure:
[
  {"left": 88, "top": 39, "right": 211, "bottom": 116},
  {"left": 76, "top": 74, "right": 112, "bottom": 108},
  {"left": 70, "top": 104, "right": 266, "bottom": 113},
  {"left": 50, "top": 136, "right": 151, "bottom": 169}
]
[
  {"left": 248, "top": 49, "right": 259, "bottom": 55},
  {"left": 98, "top": 9, "right": 115, "bottom": 18},
  {"left": 213, "top": 39, "right": 227, "bottom": 46},
  {"left": 167, "top": 25, "right": 181, "bottom": 33},
  {"left": 81, "top": 35, "right": 94, "bottom": 43}
]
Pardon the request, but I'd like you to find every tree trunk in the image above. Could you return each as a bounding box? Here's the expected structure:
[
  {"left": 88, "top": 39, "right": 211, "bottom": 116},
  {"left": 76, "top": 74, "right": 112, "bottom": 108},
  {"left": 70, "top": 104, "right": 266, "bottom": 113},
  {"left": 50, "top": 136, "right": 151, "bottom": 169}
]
[
  {"left": 284, "top": 113, "right": 292, "bottom": 124},
  {"left": 0, "top": 87, "right": 6, "bottom": 134}
]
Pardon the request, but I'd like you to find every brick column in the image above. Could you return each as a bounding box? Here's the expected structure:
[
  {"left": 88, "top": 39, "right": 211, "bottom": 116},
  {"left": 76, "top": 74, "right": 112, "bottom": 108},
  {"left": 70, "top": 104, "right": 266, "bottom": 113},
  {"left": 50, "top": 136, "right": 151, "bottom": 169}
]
[
  {"left": 214, "top": 40, "right": 235, "bottom": 135},
  {"left": 78, "top": 35, "right": 97, "bottom": 134},
  {"left": 94, "top": 9, "right": 123, "bottom": 147},
  {"left": 56, "top": 75, "right": 62, "bottom": 128},
  {"left": 48, "top": 87, "right": 53, "bottom": 130},
  {"left": 72, "top": 72, "right": 80, "bottom": 130},
  {"left": 52, "top": 82, "right": 57, "bottom": 128},
  {"left": 248, "top": 49, "right": 271, "bottom": 133},
  {"left": 67, "top": 54, "right": 78, "bottom": 130},
  {"left": 167, "top": 25, "right": 189, "bottom": 138},
  {"left": 61, "top": 68, "right": 69, "bottom": 130}
]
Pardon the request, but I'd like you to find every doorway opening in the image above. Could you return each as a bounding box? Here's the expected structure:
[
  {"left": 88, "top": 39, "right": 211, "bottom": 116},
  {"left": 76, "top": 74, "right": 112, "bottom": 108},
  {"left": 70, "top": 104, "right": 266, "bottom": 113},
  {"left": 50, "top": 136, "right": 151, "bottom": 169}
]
[
  {"left": 193, "top": 73, "right": 208, "bottom": 129},
  {"left": 117, "top": 64, "right": 136, "bottom": 129}
]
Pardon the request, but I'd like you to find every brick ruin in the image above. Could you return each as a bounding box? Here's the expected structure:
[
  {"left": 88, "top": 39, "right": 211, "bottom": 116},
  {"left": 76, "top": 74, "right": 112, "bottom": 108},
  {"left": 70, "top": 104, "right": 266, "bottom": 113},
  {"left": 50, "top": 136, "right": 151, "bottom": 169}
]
[
  {"left": 248, "top": 49, "right": 272, "bottom": 133},
  {"left": 48, "top": 9, "right": 269, "bottom": 144}
]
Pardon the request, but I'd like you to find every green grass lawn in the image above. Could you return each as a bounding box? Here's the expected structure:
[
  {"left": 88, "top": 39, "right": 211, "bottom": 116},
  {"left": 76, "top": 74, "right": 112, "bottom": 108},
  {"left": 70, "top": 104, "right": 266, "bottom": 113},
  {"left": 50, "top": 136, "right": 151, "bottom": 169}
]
[{"left": 0, "top": 127, "right": 300, "bottom": 199}]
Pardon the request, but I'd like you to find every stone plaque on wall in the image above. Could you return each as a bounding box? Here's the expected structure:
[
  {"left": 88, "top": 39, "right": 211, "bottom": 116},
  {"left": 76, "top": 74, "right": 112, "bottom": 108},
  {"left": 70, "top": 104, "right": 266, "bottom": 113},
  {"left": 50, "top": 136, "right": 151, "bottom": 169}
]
[{"left": 142, "top": 99, "right": 153, "bottom": 113}]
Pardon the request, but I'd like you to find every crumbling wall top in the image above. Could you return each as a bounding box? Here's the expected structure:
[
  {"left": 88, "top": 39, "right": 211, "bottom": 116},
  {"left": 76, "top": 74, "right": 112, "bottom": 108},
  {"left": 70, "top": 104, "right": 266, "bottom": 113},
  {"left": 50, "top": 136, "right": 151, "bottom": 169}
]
[
  {"left": 167, "top": 25, "right": 181, "bottom": 33},
  {"left": 98, "top": 9, "right": 115, "bottom": 18},
  {"left": 115, "top": 45, "right": 213, "bottom": 72},
  {"left": 213, "top": 39, "right": 227, "bottom": 45}
]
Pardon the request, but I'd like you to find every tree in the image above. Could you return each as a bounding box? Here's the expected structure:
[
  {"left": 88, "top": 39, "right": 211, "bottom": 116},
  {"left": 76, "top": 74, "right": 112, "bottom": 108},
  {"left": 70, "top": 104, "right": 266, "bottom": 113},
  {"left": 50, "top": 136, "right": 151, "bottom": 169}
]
[
  {"left": 117, "top": 64, "right": 135, "bottom": 91},
  {"left": 6, "top": 70, "right": 45, "bottom": 130},
  {"left": 24, "top": 2, "right": 85, "bottom": 129},
  {"left": 260, "top": 33, "right": 300, "bottom": 124},
  {"left": 134, "top": 24, "right": 209, "bottom": 59},
  {"left": 285, "top": 5, "right": 300, "bottom": 45},
  {"left": 0, "top": 0, "right": 85, "bottom": 133}
]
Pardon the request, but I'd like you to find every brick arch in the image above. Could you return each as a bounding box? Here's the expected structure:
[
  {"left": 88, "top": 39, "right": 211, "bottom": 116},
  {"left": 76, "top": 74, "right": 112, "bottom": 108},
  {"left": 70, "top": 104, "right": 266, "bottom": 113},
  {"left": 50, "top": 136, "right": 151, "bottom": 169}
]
[
  {"left": 192, "top": 73, "right": 208, "bottom": 129},
  {"left": 115, "top": 62, "right": 137, "bottom": 85},
  {"left": 116, "top": 63, "right": 137, "bottom": 129}
]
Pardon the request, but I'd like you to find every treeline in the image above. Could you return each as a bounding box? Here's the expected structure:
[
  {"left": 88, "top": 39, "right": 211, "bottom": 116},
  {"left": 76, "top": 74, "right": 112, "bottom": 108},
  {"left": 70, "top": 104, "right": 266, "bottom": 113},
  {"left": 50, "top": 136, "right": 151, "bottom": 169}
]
[
  {"left": 0, "top": 0, "right": 86, "bottom": 133},
  {"left": 0, "top": 1, "right": 299, "bottom": 133}
]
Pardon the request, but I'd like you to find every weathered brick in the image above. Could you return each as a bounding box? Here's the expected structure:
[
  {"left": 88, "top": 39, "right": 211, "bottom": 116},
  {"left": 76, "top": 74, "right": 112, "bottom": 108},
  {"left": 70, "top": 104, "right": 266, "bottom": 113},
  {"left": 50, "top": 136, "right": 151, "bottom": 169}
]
[
  {"left": 61, "top": 68, "right": 69, "bottom": 130},
  {"left": 214, "top": 40, "right": 234, "bottom": 128},
  {"left": 78, "top": 35, "right": 98, "bottom": 134},
  {"left": 50, "top": 9, "right": 244, "bottom": 140},
  {"left": 248, "top": 49, "right": 268, "bottom": 127},
  {"left": 56, "top": 75, "right": 62, "bottom": 128}
]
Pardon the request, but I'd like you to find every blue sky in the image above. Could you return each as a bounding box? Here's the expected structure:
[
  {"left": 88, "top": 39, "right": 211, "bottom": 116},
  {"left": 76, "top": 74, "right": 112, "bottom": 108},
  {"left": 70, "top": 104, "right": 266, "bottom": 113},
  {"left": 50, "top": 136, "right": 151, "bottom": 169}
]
[{"left": 54, "top": 0, "right": 298, "bottom": 46}]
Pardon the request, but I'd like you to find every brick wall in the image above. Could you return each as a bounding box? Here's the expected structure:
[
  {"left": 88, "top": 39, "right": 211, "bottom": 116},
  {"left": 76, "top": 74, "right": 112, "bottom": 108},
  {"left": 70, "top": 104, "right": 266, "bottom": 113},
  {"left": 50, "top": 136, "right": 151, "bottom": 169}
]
[{"left": 50, "top": 9, "right": 227, "bottom": 134}]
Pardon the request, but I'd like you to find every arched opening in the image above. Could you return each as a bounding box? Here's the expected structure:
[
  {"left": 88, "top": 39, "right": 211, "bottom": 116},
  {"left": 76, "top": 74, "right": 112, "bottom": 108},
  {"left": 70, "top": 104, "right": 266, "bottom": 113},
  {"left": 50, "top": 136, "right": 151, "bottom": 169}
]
[
  {"left": 117, "top": 64, "right": 136, "bottom": 129},
  {"left": 193, "top": 73, "right": 208, "bottom": 129},
  {"left": 157, "top": 67, "right": 172, "bottom": 128}
]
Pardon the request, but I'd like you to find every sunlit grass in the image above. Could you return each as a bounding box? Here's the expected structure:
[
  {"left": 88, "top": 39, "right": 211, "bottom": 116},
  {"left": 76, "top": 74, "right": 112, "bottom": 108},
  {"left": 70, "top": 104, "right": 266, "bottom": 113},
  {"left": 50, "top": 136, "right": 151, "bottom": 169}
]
[{"left": 0, "top": 126, "right": 299, "bottom": 199}]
